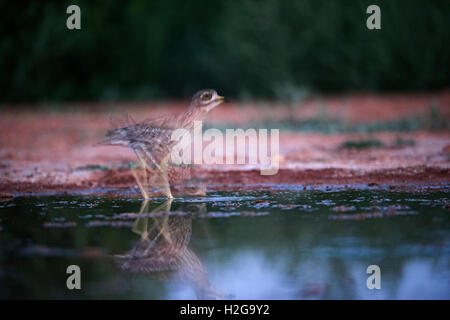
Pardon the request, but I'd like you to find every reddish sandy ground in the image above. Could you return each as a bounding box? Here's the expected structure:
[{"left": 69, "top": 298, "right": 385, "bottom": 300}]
[{"left": 0, "top": 91, "right": 449, "bottom": 196}]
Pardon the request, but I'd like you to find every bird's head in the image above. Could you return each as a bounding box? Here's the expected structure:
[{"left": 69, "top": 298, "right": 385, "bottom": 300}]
[{"left": 190, "top": 89, "right": 224, "bottom": 112}]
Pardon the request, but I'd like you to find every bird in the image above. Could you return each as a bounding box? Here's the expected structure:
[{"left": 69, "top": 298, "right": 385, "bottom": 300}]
[
  {"left": 98, "top": 89, "right": 224, "bottom": 199},
  {"left": 115, "top": 199, "right": 228, "bottom": 299}
]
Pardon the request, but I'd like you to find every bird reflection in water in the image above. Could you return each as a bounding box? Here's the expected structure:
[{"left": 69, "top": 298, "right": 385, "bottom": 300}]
[{"left": 115, "top": 199, "right": 228, "bottom": 300}]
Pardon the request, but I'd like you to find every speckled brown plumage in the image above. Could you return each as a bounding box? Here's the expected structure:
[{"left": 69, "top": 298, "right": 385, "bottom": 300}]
[
  {"left": 99, "top": 89, "right": 224, "bottom": 198},
  {"left": 115, "top": 202, "right": 228, "bottom": 299}
]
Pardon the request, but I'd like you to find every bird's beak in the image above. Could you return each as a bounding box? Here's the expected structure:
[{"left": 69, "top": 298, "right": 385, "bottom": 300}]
[{"left": 215, "top": 95, "right": 225, "bottom": 102}]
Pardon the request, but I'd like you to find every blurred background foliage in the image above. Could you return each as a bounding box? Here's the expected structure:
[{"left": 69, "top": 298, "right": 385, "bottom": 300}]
[{"left": 1, "top": 0, "right": 449, "bottom": 103}]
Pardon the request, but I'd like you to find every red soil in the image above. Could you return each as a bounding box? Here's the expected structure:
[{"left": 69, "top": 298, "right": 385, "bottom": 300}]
[{"left": 1, "top": 91, "right": 449, "bottom": 196}]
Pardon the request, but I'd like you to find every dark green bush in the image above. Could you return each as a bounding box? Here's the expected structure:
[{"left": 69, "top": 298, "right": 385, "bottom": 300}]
[{"left": 1, "top": 0, "right": 449, "bottom": 103}]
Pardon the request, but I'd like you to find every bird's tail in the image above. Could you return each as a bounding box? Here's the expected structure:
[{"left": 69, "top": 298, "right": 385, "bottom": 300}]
[
  {"left": 95, "top": 113, "right": 136, "bottom": 147},
  {"left": 95, "top": 127, "right": 129, "bottom": 146}
]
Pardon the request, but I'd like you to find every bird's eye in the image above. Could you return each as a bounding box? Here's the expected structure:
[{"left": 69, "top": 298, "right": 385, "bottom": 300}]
[{"left": 201, "top": 92, "right": 212, "bottom": 101}]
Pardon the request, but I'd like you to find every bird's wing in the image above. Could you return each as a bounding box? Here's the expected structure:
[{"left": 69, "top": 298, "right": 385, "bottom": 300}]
[
  {"left": 139, "top": 112, "right": 186, "bottom": 130},
  {"left": 129, "top": 127, "right": 174, "bottom": 168}
]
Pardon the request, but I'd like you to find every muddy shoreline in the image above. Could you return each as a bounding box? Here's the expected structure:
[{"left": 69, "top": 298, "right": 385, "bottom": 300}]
[
  {"left": 1, "top": 91, "right": 449, "bottom": 197},
  {"left": 2, "top": 166, "right": 448, "bottom": 197}
]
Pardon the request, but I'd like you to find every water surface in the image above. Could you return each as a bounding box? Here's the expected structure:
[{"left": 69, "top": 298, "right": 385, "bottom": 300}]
[{"left": 0, "top": 187, "right": 449, "bottom": 299}]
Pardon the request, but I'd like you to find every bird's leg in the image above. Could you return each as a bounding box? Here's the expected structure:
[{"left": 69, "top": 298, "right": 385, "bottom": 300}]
[
  {"left": 137, "top": 190, "right": 173, "bottom": 242},
  {"left": 135, "top": 149, "right": 172, "bottom": 199},
  {"left": 152, "top": 198, "right": 173, "bottom": 243},
  {"left": 139, "top": 197, "right": 150, "bottom": 212},
  {"left": 154, "top": 197, "right": 173, "bottom": 212},
  {"left": 130, "top": 161, "right": 149, "bottom": 200},
  {"left": 142, "top": 199, "right": 173, "bottom": 233},
  {"left": 140, "top": 158, "right": 149, "bottom": 194},
  {"left": 145, "top": 155, "right": 173, "bottom": 199},
  {"left": 142, "top": 148, "right": 162, "bottom": 172},
  {"left": 136, "top": 148, "right": 169, "bottom": 198},
  {"left": 139, "top": 156, "right": 156, "bottom": 198},
  {"left": 132, "top": 198, "right": 174, "bottom": 256},
  {"left": 141, "top": 198, "right": 174, "bottom": 255},
  {"left": 159, "top": 156, "right": 173, "bottom": 199},
  {"left": 134, "top": 148, "right": 155, "bottom": 198},
  {"left": 132, "top": 198, "right": 150, "bottom": 239},
  {"left": 144, "top": 149, "right": 173, "bottom": 198}
]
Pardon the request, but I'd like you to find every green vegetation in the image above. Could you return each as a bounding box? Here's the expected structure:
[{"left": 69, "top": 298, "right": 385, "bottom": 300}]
[
  {"left": 340, "top": 139, "right": 384, "bottom": 149},
  {"left": 1, "top": 1, "right": 450, "bottom": 103},
  {"left": 74, "top": 164, "right": 110, "bottom": 171},
  {"left": 205, "top": 103, "right": 450, "bottom": 133}
]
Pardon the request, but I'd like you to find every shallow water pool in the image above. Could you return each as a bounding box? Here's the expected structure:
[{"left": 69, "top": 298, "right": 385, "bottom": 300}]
[{"left": 0, "top": 187, "right": 449, "bottom": 299}]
